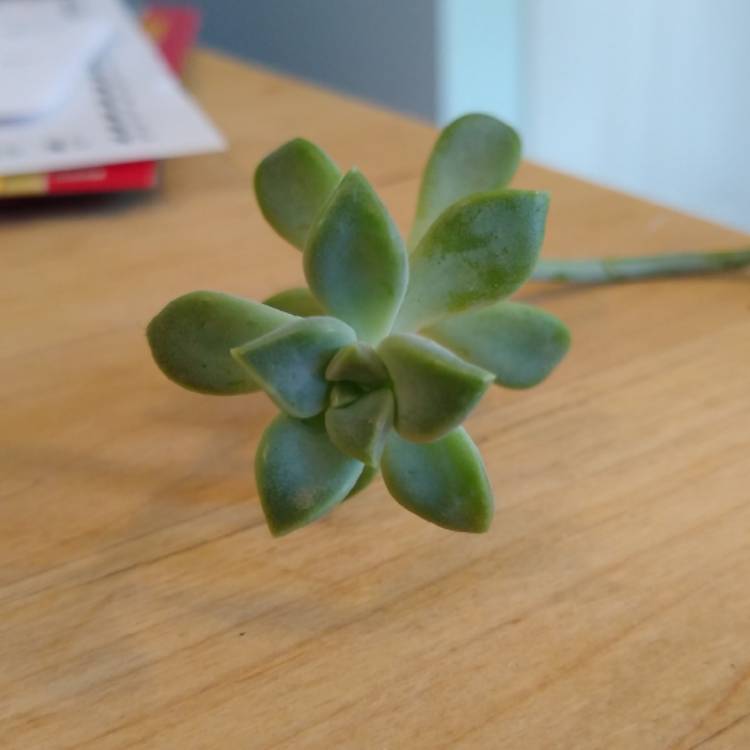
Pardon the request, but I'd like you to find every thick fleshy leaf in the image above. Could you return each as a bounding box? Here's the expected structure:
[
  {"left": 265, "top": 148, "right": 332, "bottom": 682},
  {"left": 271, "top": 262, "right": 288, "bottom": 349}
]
[
  {"left": 346, "top": 465, "right": 378, "bottom": 499},
  {"left": 409, "top": 114, "right": 522, "bottom": 248},
  {"left": 256, "top": 415, "right": 363, "bottom": 535},
  {"left": 264, "top": 287, "right": 324, "bottom": 317},
  {"left": 329, "top": 382, "right": 364, "bottom": 408},
  {"left": 381, "top": 428, "right": 493, "bottom": 532},
  {"left": 377, "top": 333, "right": 493, "bottom": 442},
  {"left": 231, "top": 317, "right": 356, "bottom": 418},
  {"left": 305, "top": 169, "right": 408, "bottom": 343},
  {"left": 423, "top": 301, "right": 571, "bottom": 389},
  {"left": 325, "top": 388, "right": 394, "bottom": 466},
  {"left": 147, "top": 291, "right": 295, "bottom": 395},
  {"left": 395, "top": 190, "right": 549, "bottom": 332},
  {"left": 254, "top": 138, "right": 341, "bottom": 250},
  {"left": 325, "top": 342, "right": 389, "bottom": 387}
]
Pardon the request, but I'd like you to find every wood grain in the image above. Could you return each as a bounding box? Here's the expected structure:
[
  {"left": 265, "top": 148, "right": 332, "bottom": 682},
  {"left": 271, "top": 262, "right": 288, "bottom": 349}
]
[{"left": 1, "top": 50, "right": 749, "bottom": 750}]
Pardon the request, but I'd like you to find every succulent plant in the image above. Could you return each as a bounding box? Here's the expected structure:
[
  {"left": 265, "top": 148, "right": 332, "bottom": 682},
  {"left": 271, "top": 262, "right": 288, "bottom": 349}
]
[{"left": 147, "top": 114, "right": 572, "bottom": 536}]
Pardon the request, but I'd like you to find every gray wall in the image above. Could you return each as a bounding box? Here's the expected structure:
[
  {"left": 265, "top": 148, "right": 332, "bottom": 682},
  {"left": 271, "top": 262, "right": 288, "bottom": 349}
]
[
  {"left": 133, "top": 0, "right": 750, "bottom": 230},
  {"left": 181, "top": 0, "right": 438, "bottom": 120}
]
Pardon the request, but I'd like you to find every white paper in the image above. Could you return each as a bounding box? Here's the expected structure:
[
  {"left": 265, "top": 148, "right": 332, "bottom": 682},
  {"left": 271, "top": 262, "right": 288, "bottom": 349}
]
[
  {"left": 0, "top": 15, "right": 113, "bottom": 122},
  {"left": 0, "top": 0, "right": 225, "bottom": 175}
]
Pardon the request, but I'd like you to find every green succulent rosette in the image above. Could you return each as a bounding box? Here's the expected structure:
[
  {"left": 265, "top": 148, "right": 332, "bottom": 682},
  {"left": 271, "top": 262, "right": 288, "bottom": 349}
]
[{"left": 148, "top": 115, "right": 570, "bottom": 536}]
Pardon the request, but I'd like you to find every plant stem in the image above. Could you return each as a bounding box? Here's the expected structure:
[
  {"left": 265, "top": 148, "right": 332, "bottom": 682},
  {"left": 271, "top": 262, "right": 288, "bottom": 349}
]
[{"left": 532, "top": 248, "right": 750, "bottom": 283}]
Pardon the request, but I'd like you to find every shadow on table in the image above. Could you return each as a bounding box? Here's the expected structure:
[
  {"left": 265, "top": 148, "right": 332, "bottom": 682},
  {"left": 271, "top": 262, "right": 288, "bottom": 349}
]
[{"left": 0, "top": 191, "right": 159, "bottom": 225}]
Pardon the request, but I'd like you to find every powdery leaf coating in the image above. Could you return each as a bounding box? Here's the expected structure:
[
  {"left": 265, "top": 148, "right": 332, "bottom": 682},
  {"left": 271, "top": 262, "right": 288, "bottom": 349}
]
[
  {"left": 147, "top": 291, "right": 295, "bottom": 395},
  {"left": 305, "top": 169, "right": 408, "bottom": 343},
  {"left": 146, "top": 114, "right": 568, "bottom": 537},
  {"left": 382, "top": 427, "right": 494, "bottom": 533},
  {"left": 256, "top": 415, "right": 364, "bottom": 536},
  {"left": 423, "top": 301, "right": 571, "bottom": 389},
  {"left": 325, "top": 342, "right": 389, "bottom": 388},
  {"left": 264, "top": 287, "right": 325, "bottom": 317},
  {"left": 378, "top": 333, "right": 493, "bottom": 443},
  {"left": 231, "top": 317, "right": 356, "bottom": 418},
  {"left": 325, "top": 388, "right": 394, "bottom": 466},
  {"left": 396, "top": 190, "right": 549, "bottom": 332},
  {"left": 410, "top": 113, "right": 521, "bottom": 248},
  {"left": 254, "top": 138, "right": 341, "bottom": 250}
]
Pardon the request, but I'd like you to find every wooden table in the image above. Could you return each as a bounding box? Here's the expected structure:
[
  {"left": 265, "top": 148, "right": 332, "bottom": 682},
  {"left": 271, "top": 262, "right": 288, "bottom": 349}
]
[{"left": 2, "top": 50, "right": 749, "bottom": 750}]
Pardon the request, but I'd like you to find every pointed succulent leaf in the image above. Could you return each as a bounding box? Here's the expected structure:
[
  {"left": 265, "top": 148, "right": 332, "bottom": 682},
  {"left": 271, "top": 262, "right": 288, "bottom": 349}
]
[
  {"left": 147, "top": 291, "right": 295, "bottom": 395},
  {"left": 256, "top": 414, "right": 363, "bottom": 535},
  {"left": 346, "top": 465, "right": 378, "bottom": 500},
  {"left": 377, "top": 333, "right": 493, "bottom": 442},
  {"left": 264, "top": 287, "right": 325, "bottom": 317},
  {"left": 231, "top": 317, "right": 356, "bottom": 418},
  {"left": 305, "top": 169, "right": 408, "bottom": 343},
  {"left": 423, "top": 301, "right": 571, "bottom": 389},
  {"left": 329, "top": 382, "right": 364, "bottom": 408},
  {"left": 254, "top": 138, "right": 341, "bottom": 250},
  {"left": 395, "top": 190, "right": 549, "bottom": 332},
  {"left": 410, "top": 114, "right": 522, "bottom": 248},
  {"left": 325, "top": 388, "right": 394, "bottom": 466},
  {"left": 325, "top": 342, "right": 389, "bottom": 387},
  {"left": 381, "top": 428, "right": 493, "bottom": 532}
]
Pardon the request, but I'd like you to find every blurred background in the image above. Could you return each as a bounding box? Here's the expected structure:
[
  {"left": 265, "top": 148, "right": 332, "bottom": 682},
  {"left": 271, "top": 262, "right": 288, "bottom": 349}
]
[{"left": 147, "top": 0, "right": 749, "bottom": 232}]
